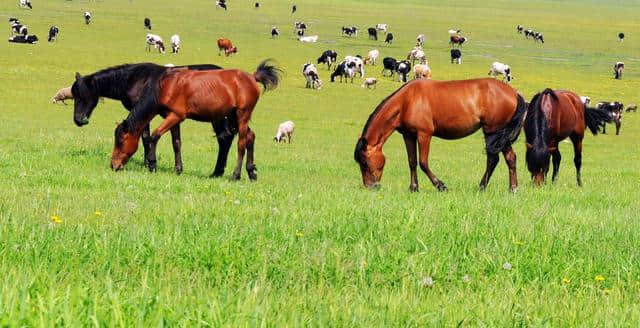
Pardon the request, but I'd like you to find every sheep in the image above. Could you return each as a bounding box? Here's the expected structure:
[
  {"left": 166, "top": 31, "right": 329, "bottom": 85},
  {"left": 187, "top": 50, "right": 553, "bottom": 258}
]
[
  {"left": 361, "top": 77, "right": 377, "bottom": 89},
  {"left": 299, "top": 35, "right": 318, "bottom": 43},
  {"left": 274, "top": 121, "right": 295, "bottom": 143},
  {"left": 52, "top": 86, "right": 73, "bottom": 104},
  {"left": 413, "top": 64, "right": 432, "bottom": 79},
  {"left": 625, "top": 104, "right": 637, "bottom": 112},
  {"left": 363, "top": 49, "right": 379, "bottom": 65}
]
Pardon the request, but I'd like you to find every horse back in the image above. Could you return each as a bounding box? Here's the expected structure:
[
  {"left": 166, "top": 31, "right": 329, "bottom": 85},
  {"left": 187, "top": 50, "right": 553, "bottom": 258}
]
[{"left": 552, "top": 91, "right": 584, "bottom": 137}]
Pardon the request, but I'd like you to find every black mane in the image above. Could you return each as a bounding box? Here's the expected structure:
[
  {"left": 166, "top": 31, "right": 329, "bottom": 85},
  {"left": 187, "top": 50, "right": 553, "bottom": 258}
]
[{"left": 524, "top": 89, "right": 557, "bottom": 173}]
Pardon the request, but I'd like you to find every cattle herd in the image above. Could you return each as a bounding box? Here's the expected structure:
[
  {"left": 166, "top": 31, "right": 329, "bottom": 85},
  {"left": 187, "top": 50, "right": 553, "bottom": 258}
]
[{"left": 7, "top": 0, "right": 636, "bottom": 187}]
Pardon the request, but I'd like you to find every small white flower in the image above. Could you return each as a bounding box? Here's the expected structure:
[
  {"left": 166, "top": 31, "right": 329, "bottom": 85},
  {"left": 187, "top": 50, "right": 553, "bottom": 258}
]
[
  {"left": 462, "top": 274, "right": 471, "bottom": 283},
  {"left": 420, "top": 276, "right": 434, "bottom": 287},
  {"left": 502, "top": 262, "right": 512, "bottom": 270}
]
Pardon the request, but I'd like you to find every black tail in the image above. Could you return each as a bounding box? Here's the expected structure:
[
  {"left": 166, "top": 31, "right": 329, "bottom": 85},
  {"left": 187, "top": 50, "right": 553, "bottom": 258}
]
[
  {"left": 254, "top": 59, "right": 282, "bottom": 92},
  {"left": 584, "top": 105, "right": 613, "bottom": 135},
  {"left": 485, "top": 93, "right": 528, "bottom": 154}
]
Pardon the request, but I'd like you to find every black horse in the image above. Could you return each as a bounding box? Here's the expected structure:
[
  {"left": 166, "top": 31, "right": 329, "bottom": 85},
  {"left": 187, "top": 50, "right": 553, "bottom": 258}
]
[{"left": 72, "top": 63, "right": 238, "bottom": 176}]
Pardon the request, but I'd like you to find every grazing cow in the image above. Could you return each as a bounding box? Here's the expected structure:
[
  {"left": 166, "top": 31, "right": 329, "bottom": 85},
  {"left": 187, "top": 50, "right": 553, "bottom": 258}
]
[
  {"left": 255, "top": 2, "right": 260, "bottom": 8},
  {"left": 8, "top": 34, "right": 38, "bottom": 44},
  {"left": 625, "top": 104, "right": 637, "bottom": 112},
  {"left": 10, "top": 20, "right": 28, "bottom": 37},
  {"left": 330, "top": 61, "right": 356, "bottom": 83},
  {"left": 345, "top": 55, "right": 365, "bottom": 77},
  {"left": 292, "top": 4, "right": 296, "bottom": 14},
  {"left": 274, "top": 121, "right": 295, "bottom": 143},
  {"left": 618, "top": 32, "right": 625, "bottom": 42},
  {"left": 216, "top": 0, "right": 227, "bottom": 10},
  {"left": 395, "top": 60, "right": 411, "bottom": 82},
  {"left": 84, "top": 12, "right": 91, "bottom": 25},
  {"left": 144, "top": 17, "right": 152, "bottom": 30},
  {"left": 524, "top": 29, "right": 534, "bottom": 39},
  {"left": 302, "top": 63, "right": 322, "bottom": 89},
  {"left": 448, "top": 29, "right": 461, "bottom": 35},
  {"left": 597, "top": 101, "right": 624, "bottom": 135},
  {"left": 361, "top": 77, "right": 377, "bottom": 89},
  {"left": 364, "top": 49, "right": 379, "bottom": 65},
  {"left": 534, "top": 32, "right": 544, "bottom": 43},
  {"left": 384, "top": 33, "right": 393, "bottom": 44},
  {"left": 52, "top": 86, "right": 73, "bottom": 104},
  {"left": 449, "top": 35, "right": 467, "bottom": 47},
  {"left": 317, "top": 50, "right": 338, "bottom": 70},
  {"left": 407, "top": 48, "right": 426, "bottom": 65},
  {"left": 217, "top": 38, "right": 237, "bottom": 56},
  {"left": 271, "top": 26, "right": 279, "bottom": 38},
  {"left": 299, "top": 35, "right": 318, "bottom": 43},
  {"left": 579, "top": 96, "right": 591, "bottom": 106},
  {"left": 381, "top": 57, "right": 397, "bottom": 77},
  {"left": 376, "top": 24, "right": 388, "bottom": 33},
  {"left": 146, "top": 34, "right": 165, "bottom": 53},
  {"left": 450, "top": 49, "right": 462, "bottom": 64},
  {"left": 488, "top": 61, "right": 513, "bottom": 82},
  {"left": 416, "top": 34, "right": 425, "bottom": 47},
  {"left": 48, "top": 26, "right": 59, "bottom": 42},
  {"left": 367, "top": 27, "right": 377, "bottom": 40},
  {"left": 614, "top": 62, "right": 624, "bottom": 79},
  {"left": 171, "top": 34, "right": 180, "bottom": 53},
  {"left": 413, "top": 64, "right": 431, "bottom": 79},
  {"left": 342, "top": 26, "right": 358, "bottom": 37},
  {"left": 19, "top": 0, "right": 32, "bottom": 9},
  {"left": 517, "top": 25, "right": 524, "bottom": 34},
  {"left": 297, "top": 29, "right": 304, "bottom": 37},
  {"left": 294, "top": 21, "right": 306, "bottom": 35}
]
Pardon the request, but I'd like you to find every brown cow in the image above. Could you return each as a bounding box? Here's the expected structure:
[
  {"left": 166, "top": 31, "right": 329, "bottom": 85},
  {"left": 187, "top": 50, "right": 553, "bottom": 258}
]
[
  {"left": 217, "top": 38, "right": 237, "bottom": 56},
  {"left": 449, "top": 35, "right": 467, "bottom": 48}
]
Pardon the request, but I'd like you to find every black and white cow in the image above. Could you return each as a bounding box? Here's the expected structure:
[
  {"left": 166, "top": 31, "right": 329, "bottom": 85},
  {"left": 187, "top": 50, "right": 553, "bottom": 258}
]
[
  {"left": 294, "top": 21, "right": 306, "bottom": 33},
  {"left": 381, "top": 57, "right": 397, "bottom": 77},
  {"left": 618, "top": 32, "right": 625, "bottom": 42},
  {"left": 48, "top": 26, "right": 59, "bottom": 42},
  {"left": 524, "top": 29, "right": 534, "bottom": 39},
  {"left": 317, "top": 50, "right": 338, "bottom": 70},
  {"left": 144, "top": 18, "right": 152, "bottom": 30},
  {"left": 171, "top": 34, "right": 180, "bottom": 53},
  {"left": 384, "top": 33, "right": 393, "bottom": 44},
  {"left": 517, "top": 25, "right": 524, "bottom": 34},
  {"left": 216, "top": 0, "right": 227, "bottom": 10},
  {"left": 488, "top": 62, "right": 513, "bottom": 82},
  {"left": 10, "top": 20, "right": 28, "bottom": 37},
  {"left": 146, "top": 33, "right": 165, "bottom": 53},
  {"left": 9, "top": 34, "right": 38, "bottom": 44},
  {"left": 450, "top": 49, "right": 462, "bottom": 64},
  {"left": 19, "top": 0, "right": 32, "bottom": 9},
  {"left": 614, "top": 62, "right": 624, "bottom": 79},
  {"left": 367, "top": 27, "right": 377, "bottom": 41},
  {"left": 395, "top": 60, "right": 411, "bottom": 82},
  {"left": 534, "top": 32, "right": 544, "bottom": 43},
  {"left": 302, "top": 63, "right": 322, "bottom": 89},
  {"left": 271, "top": 26, "right": 279, "bottom": 38},
  {"left": 416, "top": 34, "right": 424, "bottom": 47},
  {"left": 84, "top": 12, "right": 91, "bottom": 25},
  {"left": 376, "top": 24, "right": 388, "bottom": 34},
  {"left": 342, "top": 26, "right": 357, "bottom": 37},
  {"left": 330, "top": 61, "right": 356, "bottom": 83},
  {"left": 597, "top": 101, "right": 624, "bottom": 135}
]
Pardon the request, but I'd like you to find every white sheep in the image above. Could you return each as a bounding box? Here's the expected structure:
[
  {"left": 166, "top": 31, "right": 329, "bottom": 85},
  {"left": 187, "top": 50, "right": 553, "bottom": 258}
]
[
  {"left": 274, "top": 121, "right": 295, "bottom": 143},
  {"left": 361, "top": 77, "right": 377, "bottom": 89},
  {"left": 52, "top": 86, "right": 73, "bottom": 104}
]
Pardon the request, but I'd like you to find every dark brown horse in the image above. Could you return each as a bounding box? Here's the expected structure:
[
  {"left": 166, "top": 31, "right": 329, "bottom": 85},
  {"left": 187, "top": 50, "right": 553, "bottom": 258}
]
[
  {"left": 354, "top": 78, "right": 527, "bottom": 192},
  {"left": 111, "top": 60, "right": 281, "bottom": 180},
  {"left": 524, "top": 89, "right": 613, "bottom": 186}
]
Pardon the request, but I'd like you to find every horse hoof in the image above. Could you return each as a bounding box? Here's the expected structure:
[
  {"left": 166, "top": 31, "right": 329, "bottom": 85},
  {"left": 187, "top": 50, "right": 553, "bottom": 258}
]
[
  {"left": 248, "top": 172, "right": 258, "bottom": 181},
  {"left": 409, "top": 185, "right": 418, "bottom": 192},
  {"left": 175, "top": 167, "right": 183, "bottom": 175},
  {"left": 231, "top": 172, "right": 241, "bottom": 180},
  {"left": 437, "top": 184, "right": 448, "bottom": 192}
]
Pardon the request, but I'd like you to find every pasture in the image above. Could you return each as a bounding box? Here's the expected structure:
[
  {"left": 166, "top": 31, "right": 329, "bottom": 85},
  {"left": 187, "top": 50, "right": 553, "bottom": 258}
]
[{"left": 1, "top": 0, "right": 640, "bottom": 325}]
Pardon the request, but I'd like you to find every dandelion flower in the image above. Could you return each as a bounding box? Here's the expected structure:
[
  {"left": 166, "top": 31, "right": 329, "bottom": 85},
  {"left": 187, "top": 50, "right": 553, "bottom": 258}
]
[
  {"left": 595, "top": 275, "right": 605, "bottom": 282},
  {"left": 502, "top": 262, "right": 512, "bottom": 270},
  {"left": 51, "top": 215, "right": 62, "bottom": 224},
  {"left": 295, "top": 231, "right": 304, "bottom": 237},
  {"left": 94, "top": 211, "right": 102, "bottom": 216},
  {"left": 420, "top": 276, "right": 434, "bottom": 287},
  {"left": 562, "top": 277, "right": 571, "bottom": 284}
]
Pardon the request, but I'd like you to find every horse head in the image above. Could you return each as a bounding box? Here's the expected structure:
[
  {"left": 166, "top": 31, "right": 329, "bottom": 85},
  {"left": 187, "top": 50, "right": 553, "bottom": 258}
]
[
  {"left": 72, "top": 72, "right": 100, "bottom": 126},
  {"left": 111, "top": 120, "right": 140, "bottom": 171},
  {"left": 354, "top": 137, "right": 384, "bottom": 189}
]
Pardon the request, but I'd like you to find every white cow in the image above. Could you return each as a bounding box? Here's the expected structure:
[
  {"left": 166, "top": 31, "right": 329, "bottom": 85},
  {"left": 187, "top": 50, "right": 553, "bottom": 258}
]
[
  {"left": 363, "top": 49, "right": 379, "bottom": 66},
  {"left": 299, "top": 35, "right": 318, "bottom": 43},
  {"left": 146, "top": 34, "right": 165, "bottom": 53},
  {"left": 274, "top": 121, "right": 295, "bottom": 143},
  {"left": 488, "top": 62, "right": 513, "bottom": 82},
  {"left": 170, "top": 34, "right": 180, "bottom": 54},
  {"left": 376, "top": 23, "right": 388, "bottom": 33},
  {"left": 19, "top": 0, "right": 32, "bottom": 9},
  {"left": 448, "top": 29, "right": 461, "bottom": 35}
]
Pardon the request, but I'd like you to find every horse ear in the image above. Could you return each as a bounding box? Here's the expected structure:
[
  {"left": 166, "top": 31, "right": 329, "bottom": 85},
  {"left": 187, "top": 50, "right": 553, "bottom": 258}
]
[
  {"left": 525, "top": 142, "right": 533, "bottom": 149},
  {"left": 75, "top": 72, "right": 82, "bottom": 81}
]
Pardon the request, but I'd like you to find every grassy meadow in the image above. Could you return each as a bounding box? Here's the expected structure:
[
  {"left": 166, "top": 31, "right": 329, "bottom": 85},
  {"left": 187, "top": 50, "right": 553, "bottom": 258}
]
[{"left": 1, "top": 0, "right": 640, "bottom": 325}]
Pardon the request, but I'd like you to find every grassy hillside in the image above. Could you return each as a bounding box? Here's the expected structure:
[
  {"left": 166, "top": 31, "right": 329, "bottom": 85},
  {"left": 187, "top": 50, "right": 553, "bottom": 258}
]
[{"left": 0, "top": 0, "right": 639, "bottom": 325}]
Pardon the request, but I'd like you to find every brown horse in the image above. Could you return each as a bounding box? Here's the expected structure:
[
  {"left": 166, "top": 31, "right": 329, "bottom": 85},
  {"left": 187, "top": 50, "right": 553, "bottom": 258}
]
[
  {"left": 111, "top": 60, "right": 281, "bottom": 180},
  {"left": 354, "top": 78, "right": 527, "bottom": 192},
  {"left": 524, "top": 89, "right": 613, "bottom": 186}
]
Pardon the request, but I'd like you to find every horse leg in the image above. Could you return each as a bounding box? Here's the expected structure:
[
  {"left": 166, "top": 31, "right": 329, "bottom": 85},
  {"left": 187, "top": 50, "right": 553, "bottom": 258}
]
[
  {"left": 502, "top": 146, "right": 518, "bottom": 192},
  {"left": 551, "top": 148, "right": 562, "bottom": 183},
  {"left": 615, "top": 119, "right": 621, "bottom": 135},
  {"left": 402, "top": 132, "right": 419, "bottom": 192},
  {"left": 602, "top": 123, "right": 606, "bottom": 134},
  {"left": 417, "top": 133, "right": 447, "bottom": 191},
  {"left": 570, "top": 134, "right": 583, "bottom": 187},
  {"left": 478, "top": 152, "right": 500, "bottom": 190},
  {"left": 141, "top": 124, "right": 152, "bottom": 167},
  {"left": 245, "top": 127, "right": 257, "bottom": 181},
  {"left": 210, "top": 119, "right": 236, "bottom": 178},
  {"left": 231, "top": 112, "right": 251, "bottom": 180},
  {"left": 147, "top": 113, "right": 184, "bottom": 172},
  {"left": 170, "top": 125, "right": 183, "bottom": 174}
]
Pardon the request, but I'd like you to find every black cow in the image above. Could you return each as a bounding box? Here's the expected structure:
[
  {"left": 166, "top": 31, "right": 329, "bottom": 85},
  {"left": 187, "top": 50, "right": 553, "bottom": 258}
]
[
  {"left": 144, "top": 18, "right": 152, "bottom": 30},
  {"left": 292, "top": 4, "right": 297, "bottom": 14},
  {"left": 48, "top": 26, "right": 59, "bottom": 42},
  {"left": 384, "top": 33, "right": 393, "bottom": 44},
  {"left": 9, "top": 34, "right": 38, "bottom": 44},
  {"left": 367, "top": 27, "right": 377, "bottom": 40},
  {"left": 618, "top": 32, "right": 625, "bottom": 42},
  {"left": 342, "top": 26, "right": 357, "bottom": 37},
  {"left": 216, "top": 0, "right": 227, "bottom": 10},
  {"left": 317, "top": 50, "right": 338, "bottom": 70},
  {"left": 381, "top": 57, "right": 397, "bottom": 77},
  {"left": 395, "top": 60, "right": 411, "bottom": 82},
  {"left": 450, "top": 49, "right": 462, "bottom": 64}
]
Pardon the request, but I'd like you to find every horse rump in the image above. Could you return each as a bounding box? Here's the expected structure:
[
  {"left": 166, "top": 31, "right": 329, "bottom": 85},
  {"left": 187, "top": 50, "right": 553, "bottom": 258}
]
[{"left": 484, "top": 94, "right": 527, "bottom": 154}]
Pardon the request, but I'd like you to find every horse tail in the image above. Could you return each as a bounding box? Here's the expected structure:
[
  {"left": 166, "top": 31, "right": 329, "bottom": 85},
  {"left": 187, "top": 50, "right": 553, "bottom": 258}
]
[
  {"left": 524, "top": 90, "right": 554, "bottom": 173},
  {"left": 253, "top": 59, "right": 282, "bottom": 92},
  {"left": 485, "top": 93, "right": 528, "bottom": 154},
  {"left": 584, "top": 104, "right": 613, "bottom": 135}
]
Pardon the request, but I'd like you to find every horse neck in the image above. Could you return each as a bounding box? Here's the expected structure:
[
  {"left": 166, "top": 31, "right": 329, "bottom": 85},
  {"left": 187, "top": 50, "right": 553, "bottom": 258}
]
[
  {"left": 91, "top": 70, "right": 130, "bottom": 100},
  {"left": 362, "top": 98, "right": 400, "bottom": 148}
]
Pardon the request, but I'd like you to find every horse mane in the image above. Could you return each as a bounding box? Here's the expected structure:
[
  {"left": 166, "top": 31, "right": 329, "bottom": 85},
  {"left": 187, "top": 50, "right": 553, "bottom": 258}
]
[
  {"left": 87, "top": 63, "right": 167, "bottom": 100},
  {"left": 524, "top": 89, "right": 556, "bottom": 172}
]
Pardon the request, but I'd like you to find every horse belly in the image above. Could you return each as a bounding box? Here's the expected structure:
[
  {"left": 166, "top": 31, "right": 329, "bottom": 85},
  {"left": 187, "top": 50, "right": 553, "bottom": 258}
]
[{"left": 433, "top": 120, "right": 481, "bottom": 139}]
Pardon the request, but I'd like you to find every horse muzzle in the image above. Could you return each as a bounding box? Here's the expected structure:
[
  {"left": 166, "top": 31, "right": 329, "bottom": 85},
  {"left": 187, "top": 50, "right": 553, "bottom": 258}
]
[
  {"left": 110, "top": 161, "right": 124, "bottom": 171},
  {"left": 74, "top": 116, "right": 89, "bottom": 126}
]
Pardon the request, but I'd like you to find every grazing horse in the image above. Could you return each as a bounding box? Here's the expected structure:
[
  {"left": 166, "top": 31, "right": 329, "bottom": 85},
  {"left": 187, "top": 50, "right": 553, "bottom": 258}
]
[
  {"left": 354, "top": 78, "right": 527, "bottom": 192},
  {"left": 111, "top": 60, "right": 281, "bottom": 181},
  {"left": 72, "top": 63, "right": 241, "bottom": 177},
  {"left": 524, "top": 89, "right": 613, "bottom": 186}
]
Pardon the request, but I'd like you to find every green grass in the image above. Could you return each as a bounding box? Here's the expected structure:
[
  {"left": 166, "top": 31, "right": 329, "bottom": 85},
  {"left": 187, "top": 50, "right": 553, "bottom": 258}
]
[{"left": 1, "top": 0, "right": 640, "bottom": 326}]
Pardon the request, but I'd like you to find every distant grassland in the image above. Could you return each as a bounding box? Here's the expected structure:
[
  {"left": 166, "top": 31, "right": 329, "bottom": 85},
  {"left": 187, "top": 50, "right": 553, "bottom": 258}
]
[{"left": 0, "top": 0, "right": 639, "bottom": 326}]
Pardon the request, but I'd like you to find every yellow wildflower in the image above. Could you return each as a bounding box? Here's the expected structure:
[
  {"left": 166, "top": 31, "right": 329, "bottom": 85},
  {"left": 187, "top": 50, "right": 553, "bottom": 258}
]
[
  {"left": 94, "top": 211, "right": 102, "bottom": 216},
  {"left": 295, "top": 231, "right": 304, "bottom": 237},
  {"left": 562, "top": 277, "right": 571, "bottom": 284},
  {"left": 603, "top": 288, "right": 611, "bottom": 295},
  {"left": 362, "top": 260, "right": 368, "bottom": 267},
  {"left": 595, "top": 275, "right": 605, "bottom": 282},
  {"left": 51, "top": 215, "right": 62, "bottom": 224},
  {"left": 513, "top": 241, "right": 523, "bottom": 245}
]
